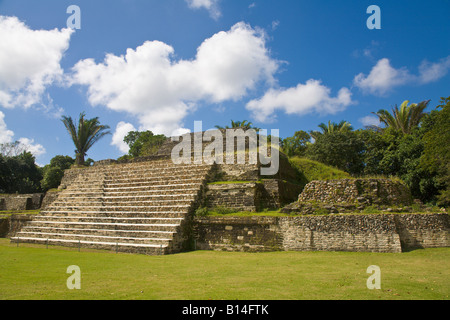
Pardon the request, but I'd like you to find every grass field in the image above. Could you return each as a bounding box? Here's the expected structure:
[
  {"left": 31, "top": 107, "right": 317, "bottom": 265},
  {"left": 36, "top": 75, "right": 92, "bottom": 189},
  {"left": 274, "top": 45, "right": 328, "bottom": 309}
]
[{"left": 0, "top": 238, "right": 448, "bottom": 300}]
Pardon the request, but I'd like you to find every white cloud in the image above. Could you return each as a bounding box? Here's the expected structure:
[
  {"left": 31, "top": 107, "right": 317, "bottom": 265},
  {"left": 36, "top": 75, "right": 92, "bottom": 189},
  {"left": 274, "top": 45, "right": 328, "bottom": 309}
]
[
  {"left": 111, "top": 121, "right": 136, "bottom": 154},
  {"left": 354, "top": 56, "right": 450, "bottom": 96},
  {"left": 0, "top": 16, "right": 73, "bottom": 109},
  {"left": 418, "top": 56, "right": 450, "bottom": 84},
  {"left": 359, "top": 115, "right": 380, "bottom": 127},
  {"left": 70, "top": 22, "right": 279, "bottom": 136},
  {"left": 0, "top": 111, "right": 46, "bottom": 157},
  {"left": 17, "top": 137, "right": 46, "bottom": 157},
  {"left": 0, "top": 111, "right": 14, "bottom": 144},
  {"left": 185, "top": 0, "right": 221, "bottom": 20},
  {"left": 246, "top": 80, "right": 353, "bottom": 123},
  {"left": 353, "top": 58, "right": 410, "bottom": 96}
]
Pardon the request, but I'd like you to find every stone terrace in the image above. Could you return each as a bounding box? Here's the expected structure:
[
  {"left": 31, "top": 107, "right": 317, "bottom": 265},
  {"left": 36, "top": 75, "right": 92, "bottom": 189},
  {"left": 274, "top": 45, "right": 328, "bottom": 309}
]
[{"left": 11, "top": 159, "right": 213, "bottom": 254}]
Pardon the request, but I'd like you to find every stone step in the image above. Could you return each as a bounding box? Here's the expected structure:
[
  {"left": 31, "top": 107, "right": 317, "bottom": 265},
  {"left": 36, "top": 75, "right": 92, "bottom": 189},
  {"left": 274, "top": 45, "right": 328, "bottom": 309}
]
[
  {"left": 76, "top": 165, "right": 211, "bottom": 177},
  {"left": 21, "top": 225, "right": 175, "bottom": 239},
  {"left": 21, "top": 160, "right": 213, "bottom": 255},
  {"left": 102, "top": 179, "right": 204, "bottom": 188},
  {"left": 43, "top": 204, "right": 193, "bottom": 213},
  {"left": 63, "top": 182, "right": 204, "bottom": 193},
  {"left": 39, "top": 210, "right": 188, "bottom": 218},
  {"left": 64, "top": 181, "right": 203, "bottom": 190},
  {"left": 15, "top": 231, "right": 172, "bottom": 245},
  {"left": 50, "top": 200, "right": 195, "bottom": 208},
  {"left": 32, "top": 215, "right": 184, "bottom": 224},
  {"left": 10, "top": 237, "right": 169, "bottom": 255},
  {"left": 26, "top": 220, "right": 181, "bottom": 232},
  {"left": 58, "top": 189, "right": 198, "bottom": 202}
]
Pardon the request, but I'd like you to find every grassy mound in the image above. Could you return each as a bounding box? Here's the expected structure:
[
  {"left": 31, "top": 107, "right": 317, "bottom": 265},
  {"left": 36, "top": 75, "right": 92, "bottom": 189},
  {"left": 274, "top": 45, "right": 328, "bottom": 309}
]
[{"left": 288, "top": 157, "right": 350, "bottom": 187}]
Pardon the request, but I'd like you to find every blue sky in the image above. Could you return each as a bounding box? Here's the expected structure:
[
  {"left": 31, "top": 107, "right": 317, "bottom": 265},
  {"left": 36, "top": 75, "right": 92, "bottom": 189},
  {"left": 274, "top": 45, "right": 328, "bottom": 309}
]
[{"left": 0, "top": 0, "right": 449, "bottom": 166}]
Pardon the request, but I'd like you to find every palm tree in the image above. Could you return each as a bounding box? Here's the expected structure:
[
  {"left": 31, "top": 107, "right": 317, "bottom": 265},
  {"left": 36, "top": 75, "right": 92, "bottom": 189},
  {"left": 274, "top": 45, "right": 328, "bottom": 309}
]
[
  {"left": 61, "top": 112, "right": 111, "bottom": 166},
  {"left": 215, "top": 120, "right": 260, "bottom": 131},
  {"left": 372, "top": 100, "right": 430, "bottom": 134},
  {"left": 309, "top": 120, "right": 353, "bottom": 141}
]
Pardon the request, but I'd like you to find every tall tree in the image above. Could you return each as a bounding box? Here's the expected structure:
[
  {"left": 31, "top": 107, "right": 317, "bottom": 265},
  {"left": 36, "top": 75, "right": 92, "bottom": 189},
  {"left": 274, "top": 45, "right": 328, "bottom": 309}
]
[
  {"left": 61, "top": 112, "right": 111, "bottom": 166},
  {"left": 420, "top": 97, "right": 450, "bottom": 205},
  {"left": 0, "top": 152, "right": 42, "bottom": 193},
  {"left": 309, "top": 120, "right": 353, "bottom": 141},
  {"left": 305, "top": 130, "right": 364, "bottom": 175},
  {"left": 372, "top": 100, "right": 430, "bottom": 134},
  {"left": 123, "top": 130, "right": 167, "bottom": 158},
  {"left": 281, "top": 130, "right": 311, "bottom": 157}
]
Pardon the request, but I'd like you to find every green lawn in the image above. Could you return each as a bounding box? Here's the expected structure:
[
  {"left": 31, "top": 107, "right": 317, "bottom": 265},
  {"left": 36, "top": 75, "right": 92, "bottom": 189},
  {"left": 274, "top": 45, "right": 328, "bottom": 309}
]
[{"left": 0, "top": 238, "right": 448, "bottom": 300}]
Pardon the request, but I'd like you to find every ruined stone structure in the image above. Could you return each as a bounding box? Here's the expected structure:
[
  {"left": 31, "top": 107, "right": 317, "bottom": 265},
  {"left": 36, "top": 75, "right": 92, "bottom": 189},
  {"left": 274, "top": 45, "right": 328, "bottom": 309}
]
[
  {"left": 11, "top": 159, "right": 213, "bottom": 254},
  {"left": 195, "top": 213, "right": 449, "bottom": 253},
  {"left": 0, "top": 194, "right": 43, "bottom": 211},
  {"left": 10, "top": 131, "right": 302, "bottom": 254},
  {"left": 8, "top": 131, "right": 450, "bottom": 254},
  {"left": 281, "top": 178, "right": 414, "bottom": 215}
]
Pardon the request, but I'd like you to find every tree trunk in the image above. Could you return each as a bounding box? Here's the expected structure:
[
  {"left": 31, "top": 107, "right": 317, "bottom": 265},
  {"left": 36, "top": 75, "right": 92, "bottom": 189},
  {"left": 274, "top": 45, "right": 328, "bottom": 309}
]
[{"left": 75, "top": 153, "right": 85, "bottom": 166}]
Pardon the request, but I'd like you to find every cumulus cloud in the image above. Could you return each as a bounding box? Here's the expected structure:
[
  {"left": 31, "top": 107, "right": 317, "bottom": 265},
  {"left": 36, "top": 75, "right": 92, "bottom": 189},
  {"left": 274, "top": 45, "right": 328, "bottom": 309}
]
[
  {"left": 246, "top": 80, "right": 353, "bottom": 123},
  {"left": 353, "top": 58, "right": 410, "bottom": 96},
  {"left": 0, "top": 16, "right": 73, "bottom": 109},
  {"left": 185, "top": 0, "right": 221, "bottom": 20},
  {"left": 70, "top": 22, "right": 279, "bottom": 136},
  {"left": 0, "top": 111, "right": 46, "bottom": 157},
  {"left": 359, "top": 115, "right": 380, "bottom": 127},
  {"left": 111, "top": 121, "right": 137, "bottom": 154},
  {"left": 17, "top": 137, "right": 46, "bottom": 157},
  {"left": 354, "top": 56, "right": 450, "bottom": 95},
  {"left": 0, "top": 111, "right": 14, "bottom": 144},
  {"left": 418, "top": 56, "right": 450, "bottom": 84}
]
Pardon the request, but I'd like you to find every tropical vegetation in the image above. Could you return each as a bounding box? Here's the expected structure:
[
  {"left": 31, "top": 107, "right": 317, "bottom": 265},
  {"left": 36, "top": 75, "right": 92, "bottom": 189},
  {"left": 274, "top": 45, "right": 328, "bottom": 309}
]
[
  {"left": 281, "top": 97, "right": 449, "bottom": 205},
  {"left": 61, "top": 112, "right": 111, "bottom": 166}
]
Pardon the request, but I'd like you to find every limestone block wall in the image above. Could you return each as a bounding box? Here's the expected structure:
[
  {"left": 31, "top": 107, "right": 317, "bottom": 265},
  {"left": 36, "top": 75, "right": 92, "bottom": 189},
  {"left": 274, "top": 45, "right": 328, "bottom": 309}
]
[
  {"left": 205, "top": 180, "right": 304, "bottom": 212},
  {"left": 0, "top": 194, "right": 43, "bottom": 210},
  {"left": 394, "top": 214, "right": 449, "bottom": 250},
  {"left": 195, "top": 216, "right": 281, "bottom": 252},
  {"left": 278, "top": 215, "right": 402, "bottom": 253},
  {"left": 4, "top": 214, "right": 36, "bottom": 238},
  {"left": 206, "top": 183, "right": 261, "bottom": 212},
  {"left": 194, "top": 213, "right": 449, "bottom": 253},
  {"left": 298, "top": 179, "right": 413, "bottom": 207}
]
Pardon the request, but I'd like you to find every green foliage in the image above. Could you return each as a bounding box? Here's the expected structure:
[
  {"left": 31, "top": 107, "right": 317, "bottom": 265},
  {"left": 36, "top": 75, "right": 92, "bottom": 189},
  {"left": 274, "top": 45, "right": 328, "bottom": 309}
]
[
  {"left": 309, "top": 120, "right": 353, "bottom": 141},
  {"left": 41, "top": 167, "right": 64, "bottom": 191},
  {"left": 61, "top": 112, "right": 111, "bottom": 165},
  {"left": 0, "top": 152, "right": 42, "bottom": 194},
  {"left": 281, "top": 130, "right": 311, "bottom": 157},
  {"left": 194, "top": 207, "right": 209, "bottom": 217},
  {"left": 123, "top": 130, "right": 166, "bottom": 158},
  {"left": 305, "top": 131, "right": 365, "bottom": 175},
  {"left": 48, "top": 155, "right": 75, "bottom": 171},
  {"left": 357, "top": 111, "right": 441, "bottom": 203},
  {"left": 215, "top": 120, "right": 259, "bottom": 131},
  {"left": 212, "top": 206, "right": 239, "bottom": 215},
  {"left": 40, "top": 155, "right": 75, "bottom": 191},
  {"left": 372, "top": 100, "right": 430, "bottom": 134},
  {"left": 420, "top": 97, "right": 450, "bottom": 205}
]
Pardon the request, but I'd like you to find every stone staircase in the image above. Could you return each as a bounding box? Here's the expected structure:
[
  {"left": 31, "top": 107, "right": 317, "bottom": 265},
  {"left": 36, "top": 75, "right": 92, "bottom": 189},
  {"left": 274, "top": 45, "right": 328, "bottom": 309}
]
[{"left": 11, "top": 159, "right": 213, "bottom": 255}]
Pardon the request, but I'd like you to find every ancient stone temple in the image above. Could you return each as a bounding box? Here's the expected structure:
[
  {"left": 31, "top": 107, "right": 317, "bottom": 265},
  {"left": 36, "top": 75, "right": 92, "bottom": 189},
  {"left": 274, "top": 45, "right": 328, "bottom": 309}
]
[{"left": 10, "top": 130, "right": 303, "bottom": 254}]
